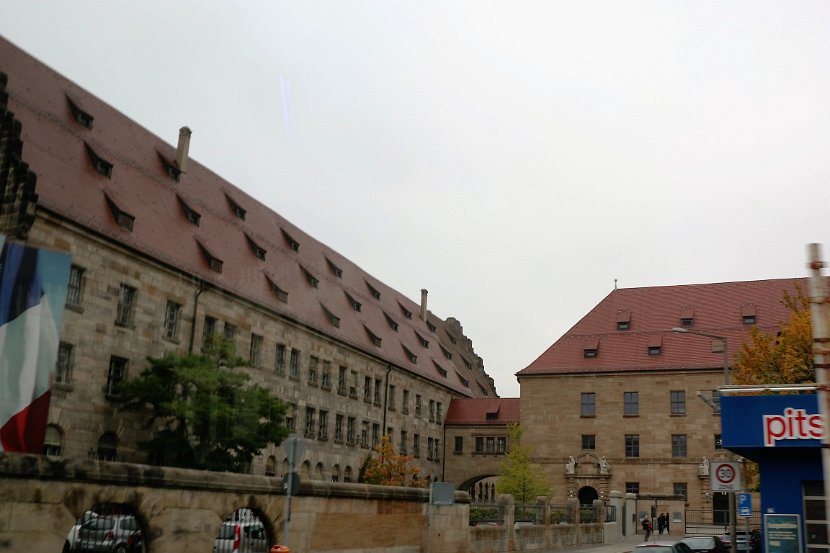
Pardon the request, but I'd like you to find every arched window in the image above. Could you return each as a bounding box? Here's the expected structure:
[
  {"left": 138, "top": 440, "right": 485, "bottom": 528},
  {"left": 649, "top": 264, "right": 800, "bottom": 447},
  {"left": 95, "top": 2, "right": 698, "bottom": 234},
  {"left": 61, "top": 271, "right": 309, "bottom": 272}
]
[
  {"left": 315, "top": 462, "right": 324, "bottom": 480},
  {"left": 302, "top": 460, "right": 311, "bottom": 478},
  {"left": 344, "top": 466, "right": 353, "bottom": 483},
  {"left": 97, "top": 432, "right": 118, "bottom": 461},
  {"left": 44, "top": 424, "right": 63, "bottom": 456},
  {"left": 332, "top": 464, "right": 341, "bottom": 482},
  {"left": 265, "top": 455, "right": 276, "bottom": 477},
  {"left": 281, "top": 458, "right": 289, "bottom": 477}
]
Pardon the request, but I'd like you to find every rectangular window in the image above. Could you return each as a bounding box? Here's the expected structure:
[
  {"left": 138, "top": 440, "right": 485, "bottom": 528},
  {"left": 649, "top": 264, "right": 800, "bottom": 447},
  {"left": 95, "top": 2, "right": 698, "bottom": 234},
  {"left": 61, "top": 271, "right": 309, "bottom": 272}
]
[
  {"left": 304, "top": 407, "right": 316, "bottom": 438},
  {"left": 435, "top": 439, "right": 441, "bottom": 462},
  {"left": 249, "top": 334, "right": 263, "bottom": 366},
  {"left": 163, "top": 300, "right": 181, "bottom": 341},
  {"left": 413, "top": 433, "right": 420, "bottom": 458},
  {"left": 334, "top": 414, "right": 344, "bottom": 442},
  {"left": 486, "top": 437, "right": 495, "bottom": 453},
  {"left": 400, "top": 430, "right": 408, "bottom": 454},
  {"left": 274, "top": 344, "right": 286, "bottom": 375},
  {"left": 359, "top": 422, "right": 368, "bottom": 448},
  {"left": 581, "top": 392, "right": 596, "bottom": 417},
  {"left": 429, "top": 399, "right": 435, "bottom": 422},
  {"left": 321, "top": 361, "right": 331, "bottom": 390},
  {"left": 624, "top": 391, "right": 639, "bottom": 416},
  {"left": 347, "top": 417, "right": 356, "bottom": 445},
  {"left": 673, "top": 482, "right": 688, "bottom": 501},
  {"left": 436, "top": 402, "right": 443, "bottom": 424},
  {"left": 318, "top": 410, "right": 328, "bottom": 440},
  {"left": 388, "top": 384, "right": 396, "bottom": 410},
  {"left": 308, "top": 356, "right": 319, "bottom": 385},
  {"left": 203, "top": 316, "right": 216, "bottom": 349},
  {"left": 625, "top": 434, "right": 640, "bottom": 457},
  {"left": 374, "top": 378, "right": 382, "bottom": 405},
  {"left": 454, "top": 436, "right": 463, "bottom": 453},
  {"left": 475, "top": 436, "right": 484, "bottom": 453},
  {"left": 427, "top": 437, "right": 434, "bottom": 460},
  {"left": 497, "top": 437, "right": 506, "bottom": 454},
  {"left": 349, "top": 370, "right": 358, "bottom": 398},
  {"left": 714, "top": 434, "right": 723, "bottom": 449},
  {"left": 626, "top": 482, "right": 640, "bottom": 494},
  {"left": 671, "top": 390, "right": 686, "bottom": 414},
  {"left": 402, "top": 389, "right": 410, "bottom": 414},
  {"left": 372, "top": 423, "right": 380, "bottom": 447},
  {"left": 116, "top": 284, "right": 136, "bottom": 326},
  {"left": 672, "top": 434, "right": 687, "bottom": 458},
  {"left": 56, "top": 342, "right": 73, "bottom": 385},
  {"left": 66, "top": 265, "right": 84, "bottom": 307},
  {"left": 582, "top": 434, "right": 596, "bottom": 450},
  {"left": 106, "top": 356, "right": 128, "bottom": 398},
  {"left": 338, "top": 366, "right": 347, "bottom": 394},
  {"left": 289, "top": 350, "right": 300, "bottom": 379},
  {"left": 285, "top": 403, "right": 296, "bottom": 432},
  {"left": 364, "top": 376, "right": 372, "bottom": 403},
  {"left": 415, "top": 394, "right": 422, "bottom": 417}
]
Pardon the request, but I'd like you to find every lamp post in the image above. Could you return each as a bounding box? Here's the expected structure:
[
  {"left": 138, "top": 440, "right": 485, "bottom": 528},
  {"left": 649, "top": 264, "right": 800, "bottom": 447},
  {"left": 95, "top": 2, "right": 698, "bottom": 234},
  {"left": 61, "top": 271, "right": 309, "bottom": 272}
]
[{"left": 671, "top": 327, "right": 737, "bottom": 553}]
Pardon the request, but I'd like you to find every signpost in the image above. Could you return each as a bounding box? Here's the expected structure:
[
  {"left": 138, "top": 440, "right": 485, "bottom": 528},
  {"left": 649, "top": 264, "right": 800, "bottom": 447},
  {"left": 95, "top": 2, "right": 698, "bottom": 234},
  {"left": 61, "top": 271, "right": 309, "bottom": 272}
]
[
  {"left": 711, "top": 462, "right": 742, "bottom": 491},
  {"left": 738, "top": 493, "right": 752, "bottom": 517},
  {"left": 281, "top": 435, "right": 305, "bottom": 550}
]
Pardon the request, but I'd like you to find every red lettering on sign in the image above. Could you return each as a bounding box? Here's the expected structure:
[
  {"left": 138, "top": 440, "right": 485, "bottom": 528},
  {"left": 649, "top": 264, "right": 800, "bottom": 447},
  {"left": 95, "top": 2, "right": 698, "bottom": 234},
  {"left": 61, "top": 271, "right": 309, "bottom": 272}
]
[{"left": 763, "top": 408, "right": 824, "bottom": 447}]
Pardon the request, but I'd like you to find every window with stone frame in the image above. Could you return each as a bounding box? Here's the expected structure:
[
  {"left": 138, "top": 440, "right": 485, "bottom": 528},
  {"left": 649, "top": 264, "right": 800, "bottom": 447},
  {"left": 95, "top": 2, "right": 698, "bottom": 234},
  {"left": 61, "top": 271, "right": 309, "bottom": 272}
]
[
  {"left": 454, "top": 436, "right": 463, "bottom": 453},
  {"left": 285, "top": 403, "right": 296, "bottom": 432},
  {"left": 400, "top": 430, "right": 408, "bottom": 454},
  {"left": 582, "top": 434, "right": 596, "bottom": 450},
  {"left": 475, "top": 436, "right": 484, "bottom": 453},
  {"left": 435, "top": 439, "right": 441, "bottom": 462},
  {"left": 671, "top": 434, "right": 687, "bottom": 457},
  {"left": 105, "top": 356, "right": 128, "bottom": 399},
  {"left": 289, "top": 349, "right": 300, "bottom": 379},
  {"left": 97, "top": 432, "right": 118, "bottom": 461},
  {"left": 372, "top": 423, "right": 380, "bottom": 447},
  {"left": 318, "top": 410, "right": 328, "bottom": 440},
  {"left": 429, "top": 399, "right": 435, "bottom": 422},
  {"left": 388, "top": 384, "right": 396, "bottom": 410},
  {"left": 203, "top": 316, "right": 217, "bottom": 349},
  {"left": 337, "top": 366, "right": 347, "bottom": 394},
  {"left": 373, "top": 378, "right": 382, "bottom": 405},
  {"left": 115, "top": 284, "right": 136, "bottom": 326},
  {"left": 55, "top": 342, "right": 73, "bottom": 385},
  {"left": 274, "top": 344, "right": 286, "bottom": 375},
  {"left": 249, "top": 334, "right": 263, "bottom": 367},
  {"left": 163, "top": 300, "right": 182, "bottom": 341},
  {"left": 436, "top": 402, "right": 443, "bottom": 424},
  {"left": 321, "top": 361, "right": 331, "bottom": 390},
  {"left": 413, "top": 433, "right": 421, "bottom": 458},
  {"left": 304, "top": 406, "right": 316, "bottom": 438},
  {"left": 671, "top": 390, "right": 686, "bottom": 414},
  {"left": 626, "top": 482, "right": 640, "bottom": 494},
  {"left": 625, "top": 434, "right": 640, "bottom": 457},
  {"left": 624, "top": 391, "right": 639, "bottom": 416},
  {"left": 44, "top": 424, "right": 62, "bottom": 457},
  {"left": 360, "top": 421, "right": 369, "bottom": 448},
  {"left": 334, "top": 414, "right": 344, "bottom": 443},
  {"left": 308, "top": 356, "right": 319, "bottom": 386},
  {"left": 402, "top": 389, "right": 410, "bottom": 414},
  {"left": 363, "top": 375, "right": 372, "bottom": 403},
  {"left": 223, "top": 322, "right": 236, "bottom": 342},
  {"left": 66, "top": 265, "right": 85, "bottom": 308},
  {"left": 427, "top": 437, "right": 434, "bottom": 460},
  {"left": 415, "top": 394, "right": 422, "bottom": 417},
  {"left": 673, "top": 482, "right": 688, "bottom": 501},
  {"left": 347, "top": 417, "right": 356, "bottom": 445},
  {"left": 581, "top": 392, "right": 596, "bottom": 417},
  {"left": 265, "top": 456, "right": 277, "bottom": 477},
  {"left": 496, "top": 437, "right": 506, "bottom": 454}
]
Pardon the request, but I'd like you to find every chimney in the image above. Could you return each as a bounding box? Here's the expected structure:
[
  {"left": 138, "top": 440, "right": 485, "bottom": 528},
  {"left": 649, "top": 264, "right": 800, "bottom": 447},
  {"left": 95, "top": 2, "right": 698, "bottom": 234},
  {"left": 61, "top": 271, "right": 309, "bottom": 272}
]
[
  {"left": 175, "top": 126, "right": 192, "bottom": 173},
  {"left": 420, "top": 289, "right": 428, "bottom": 321}
]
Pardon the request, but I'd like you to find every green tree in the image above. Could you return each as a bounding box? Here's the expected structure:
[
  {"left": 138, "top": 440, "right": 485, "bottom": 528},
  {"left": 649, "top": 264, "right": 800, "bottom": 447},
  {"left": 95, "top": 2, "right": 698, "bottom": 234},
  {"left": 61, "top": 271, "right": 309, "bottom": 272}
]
[
  {"left": 733, "top": 286, "right": 814, "bottom": 385},
  {"left": 495, "top": 424, "right": 551, "bottom": 503},
  {"left": 359, "top": 434, "right": 427, "bottom": 488},
  {"left": 117, "top": 337, "right": 289, "bottom": 472}
]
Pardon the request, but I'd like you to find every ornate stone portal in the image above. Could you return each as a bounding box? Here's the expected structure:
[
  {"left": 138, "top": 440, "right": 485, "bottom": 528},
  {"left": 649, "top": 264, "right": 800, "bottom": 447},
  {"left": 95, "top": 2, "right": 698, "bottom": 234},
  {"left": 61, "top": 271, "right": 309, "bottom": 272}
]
[{"left": 564, "top": 453, "right": 612, "bottom": 501}]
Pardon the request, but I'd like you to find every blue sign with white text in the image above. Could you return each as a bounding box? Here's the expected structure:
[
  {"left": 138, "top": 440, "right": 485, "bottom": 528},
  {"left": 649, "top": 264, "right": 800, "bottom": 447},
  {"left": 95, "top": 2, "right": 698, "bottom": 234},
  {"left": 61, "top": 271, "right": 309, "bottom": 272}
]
[
  {"left": 738, "top": 493, "right": 751, "bottom": 517},
  {"left": 721, "top": 395, "right": 822, "bottom": 449}
]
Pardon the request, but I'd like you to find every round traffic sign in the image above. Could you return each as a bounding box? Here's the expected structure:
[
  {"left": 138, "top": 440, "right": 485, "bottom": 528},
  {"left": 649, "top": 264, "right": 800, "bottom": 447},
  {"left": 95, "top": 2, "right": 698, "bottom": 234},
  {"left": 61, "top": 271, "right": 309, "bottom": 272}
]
[{"left": 715, "top": 464, "right": 736, "bottom": 484}]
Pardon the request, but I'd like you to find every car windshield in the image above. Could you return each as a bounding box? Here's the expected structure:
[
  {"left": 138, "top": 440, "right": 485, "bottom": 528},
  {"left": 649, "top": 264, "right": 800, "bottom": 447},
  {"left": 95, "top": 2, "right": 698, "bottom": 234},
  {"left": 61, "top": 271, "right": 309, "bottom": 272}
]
[
  {"left": 684, "top": 538, "right": 714, "bottom": 548},
  {"left": 637, "top": 546, "right": 674, "bottom": 553}
]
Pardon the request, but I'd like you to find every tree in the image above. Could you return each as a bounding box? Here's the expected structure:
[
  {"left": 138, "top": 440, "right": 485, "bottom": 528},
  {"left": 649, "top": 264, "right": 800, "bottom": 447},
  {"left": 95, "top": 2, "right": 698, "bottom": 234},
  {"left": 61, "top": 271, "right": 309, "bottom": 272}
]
[
  {"left": 116, "top": 337, "right": 289, "bottom": 472},
  {"left": 359, "top": 434, "right": 427, "bottom": 488},
  {"left": 733, "top": 286, "right": 814, "bottom": 385},
  {"left": 495, "top": 424, "right": 551, "bottom": 504}
]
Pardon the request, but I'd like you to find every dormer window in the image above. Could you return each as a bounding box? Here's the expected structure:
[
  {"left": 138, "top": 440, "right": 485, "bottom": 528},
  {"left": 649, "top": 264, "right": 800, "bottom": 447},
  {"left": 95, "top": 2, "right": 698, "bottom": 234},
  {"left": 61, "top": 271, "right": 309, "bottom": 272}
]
[
  {"left": 384, "top": 312, "right": 398, "bottom": 332},
  {"left": 245, "top": 234, "right": 267, "bottom": 260},
  {"left": 402, "top": 345, "right": 417, "bottom": 364},
  {"left": 158, "top": 152, "right": 181, "bottom": 181},
  {"left": 103, "top": 192, "right": 133, "bottom": 231},
  {"left": 399, "top": 302, "right": 413, "bottom": 319},
  {"left": 265, "top": 274, "right": 288, "bottom": 303},
  {"left": 300, "top": 265, "right": 318, "bottom": 288},
  {"left": 426, "top": 321, "right": 436, "bottom": 333},
  {"left": 196, "top": 239, "right": 223, "bottom": 273},
  {"left": 326, "top": 258, "right": 343, "bottom": 278},
  {"left": 648, "top": 335, "right": 662, "bottom": 356},
  {"left": 66, "top": 95, "right": 93, "bottom": 129},
  {"left": 433, "top": 361, "right": 448, "bottom": 378},
  {"left": 457, "top": 371, "right": 470, "bottom": 387},
  {"left": 282, "top": 229, "right": 300, "bottom": 252},
  {"left": 177, "top": 195, "right": 200, "bottom": 226},
  {"left": 584, "top": 337, "right": 599, "bottom": 358},
  {"left": 345, "top": 292, "right": 361, "bottom": 312},
  {"left": 440, "top": 345, "right": 453, "bottom": 360},
  {"left": 462, "top": 357, "right": 472, "bottom": 370},
  {"left": 447, "top": 334, "right": 457, "bottom": 345},
  {"left": 742, "top": 304, "right": 757, "bottom": 325},
  {"left": 224, "top": 192, "right": 246, "bottom": 220},
  {"left": 364, "top": 326, "right": 382, "bottom": 347},
  {"left": 617, "top": 309, "right": 631, "bottom": 331},
  {"left": 85, "top": 143, "right": 112, "bottom": 178},
  {"left": 321, "top": 304, "right": 340, "bottom": 328},
  {"left": 415, "top": 332, "right": 429, "bottom": 348},
  {"left": 680, "top": 306, "right": 695, "bottom": 328},
  {"left": 366, "top": 281, "right": 381, "bottom": 300}
]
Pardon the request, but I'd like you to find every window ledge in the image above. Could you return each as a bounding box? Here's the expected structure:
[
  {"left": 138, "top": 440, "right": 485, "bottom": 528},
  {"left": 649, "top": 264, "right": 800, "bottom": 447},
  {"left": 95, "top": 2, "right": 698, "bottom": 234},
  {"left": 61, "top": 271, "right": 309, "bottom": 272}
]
[{"left": 65, "top": 303, "right": 84, "bottom": 313}]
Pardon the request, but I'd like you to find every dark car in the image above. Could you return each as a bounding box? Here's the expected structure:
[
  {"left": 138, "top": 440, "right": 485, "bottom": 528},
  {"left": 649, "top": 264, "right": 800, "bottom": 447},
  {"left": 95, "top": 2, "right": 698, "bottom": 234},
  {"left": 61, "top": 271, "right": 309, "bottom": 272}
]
[
  {"left": 680, "top": 536, "right": 729, "bottom": 553},
  {"left": 720, "top": 530, "right": 762, "bottom": 553}
]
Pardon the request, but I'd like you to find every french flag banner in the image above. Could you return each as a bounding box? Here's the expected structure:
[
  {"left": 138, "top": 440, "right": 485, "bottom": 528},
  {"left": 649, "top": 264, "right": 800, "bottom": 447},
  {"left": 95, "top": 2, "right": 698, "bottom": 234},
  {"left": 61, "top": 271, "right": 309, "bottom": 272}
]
[{"left": 0, "top": 235, "right": 71, "bottom": 453}]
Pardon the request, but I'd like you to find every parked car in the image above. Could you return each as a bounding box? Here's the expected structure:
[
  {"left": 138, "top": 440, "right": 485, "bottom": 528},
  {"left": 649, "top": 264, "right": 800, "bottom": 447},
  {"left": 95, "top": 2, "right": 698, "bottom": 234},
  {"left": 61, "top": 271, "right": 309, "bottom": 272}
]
[
  {"left": 74, "top": 514, "right": 142, "bottom": 553},
  {"left": 680, "top": 536, "right": 729, "bottom": 553},
  {"left": 64, "top": 511, "right": 98, "bottom": 553},
  {"left": 720, "top": 530, "right": 762, "bottom": 553},
  {"left": 634, "top": 542, "right": 695, "bottom": 553},
  {"left": 213, "top": 520, "right": 268, "bottom": 553}
]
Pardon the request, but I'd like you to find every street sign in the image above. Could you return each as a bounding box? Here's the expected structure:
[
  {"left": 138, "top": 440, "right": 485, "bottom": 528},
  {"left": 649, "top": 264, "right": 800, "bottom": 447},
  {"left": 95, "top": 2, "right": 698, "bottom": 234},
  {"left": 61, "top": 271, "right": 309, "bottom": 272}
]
[
  {"left": 738, "top": 493, "right": 752, "bottom": 517},
  {"left": 283, "top": 471, "right": 301, "bottom": 495},
  {"left": 711, "top": 461, "right": 743, "bottom": 491},
  {"left": 282, "top": 435, "right": 305, "bottom": 465}
]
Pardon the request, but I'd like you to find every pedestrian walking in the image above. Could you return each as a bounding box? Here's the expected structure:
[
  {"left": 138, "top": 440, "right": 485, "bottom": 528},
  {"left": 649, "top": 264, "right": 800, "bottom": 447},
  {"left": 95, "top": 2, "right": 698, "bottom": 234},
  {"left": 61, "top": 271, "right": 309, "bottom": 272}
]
[
  {"left": 657, "top": 513, "right": 665, "bottom": 535},
  {"left": 642, "top": 516, "right": 652, "bottom": 541}
]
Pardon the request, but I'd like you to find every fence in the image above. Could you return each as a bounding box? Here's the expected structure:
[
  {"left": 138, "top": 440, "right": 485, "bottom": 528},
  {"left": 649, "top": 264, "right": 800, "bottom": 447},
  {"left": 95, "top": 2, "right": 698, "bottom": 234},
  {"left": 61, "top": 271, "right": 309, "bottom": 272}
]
[
  {"left": 685, "top": 509, "right": 762, "bottom": 535},
  {"left": 470, "top": 501, "right": 506, "bottom": 526},
  {"left": 470, "top": 501, "right": 610, "bottom": 526}
]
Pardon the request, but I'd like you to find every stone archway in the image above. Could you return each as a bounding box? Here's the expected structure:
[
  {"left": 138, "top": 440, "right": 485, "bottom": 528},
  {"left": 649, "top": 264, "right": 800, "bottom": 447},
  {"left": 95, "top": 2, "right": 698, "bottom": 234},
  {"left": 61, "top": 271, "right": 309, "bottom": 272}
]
[
  {"left": 578, "top": 486, "right": 598, "bottom": 506},
  {"left": 565, "top": 453, "right": 612, "bottom": 502}
]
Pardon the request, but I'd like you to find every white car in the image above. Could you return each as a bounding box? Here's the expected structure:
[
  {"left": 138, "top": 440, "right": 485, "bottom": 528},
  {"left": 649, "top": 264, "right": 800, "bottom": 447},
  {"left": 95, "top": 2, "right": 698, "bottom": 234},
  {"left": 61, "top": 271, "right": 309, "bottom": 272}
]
[
  {"left": 213, "top": 521, "right": 267, "bottom": 553},
  {"left": 63, "top": 511, "right": 97, "bottom": 553}
]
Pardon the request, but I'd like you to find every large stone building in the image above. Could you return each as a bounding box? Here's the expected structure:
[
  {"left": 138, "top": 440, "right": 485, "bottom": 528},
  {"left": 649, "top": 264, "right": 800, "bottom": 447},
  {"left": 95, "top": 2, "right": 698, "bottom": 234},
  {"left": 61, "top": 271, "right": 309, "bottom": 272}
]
[
  {"left": 516, "top": 278, "right": 806, "bottom": 513},
  {"left": 0, "top": 35, "right": 497, "bottom": 482}
]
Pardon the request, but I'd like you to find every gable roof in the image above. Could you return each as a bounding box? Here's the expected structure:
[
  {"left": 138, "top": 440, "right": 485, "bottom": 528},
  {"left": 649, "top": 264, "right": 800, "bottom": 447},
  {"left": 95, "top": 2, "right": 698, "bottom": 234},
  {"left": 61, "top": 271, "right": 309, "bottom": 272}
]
[
  {"left": 0, "top": 35, "right": 496, "bottom": 398},
  {"left": 445, "top": 398, "right": 520, "bottom": 426},
  {"left": 517, "top": 278, "right": 808, "bottom": 377}
]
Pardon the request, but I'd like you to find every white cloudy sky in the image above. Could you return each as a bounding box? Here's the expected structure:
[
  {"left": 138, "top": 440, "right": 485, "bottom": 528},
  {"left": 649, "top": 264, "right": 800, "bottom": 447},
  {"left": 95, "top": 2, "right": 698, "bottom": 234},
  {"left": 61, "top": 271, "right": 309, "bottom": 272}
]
[{"left": 3, "top": 1, "right": 829, "bottom": 397}]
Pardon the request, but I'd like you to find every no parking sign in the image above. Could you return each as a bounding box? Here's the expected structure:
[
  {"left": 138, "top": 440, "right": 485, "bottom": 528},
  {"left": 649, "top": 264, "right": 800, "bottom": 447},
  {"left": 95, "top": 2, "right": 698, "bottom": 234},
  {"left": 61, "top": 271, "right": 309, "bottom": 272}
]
[{"left": 711, "top": 461, "right": 743, "bottom": 491}]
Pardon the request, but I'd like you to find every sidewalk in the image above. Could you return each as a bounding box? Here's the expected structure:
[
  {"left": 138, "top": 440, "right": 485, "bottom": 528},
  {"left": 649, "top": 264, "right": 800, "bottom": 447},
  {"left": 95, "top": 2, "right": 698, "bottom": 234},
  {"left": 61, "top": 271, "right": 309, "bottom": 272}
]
[{"left": 535, "top": 530, "right": 681, "bottom": 553}]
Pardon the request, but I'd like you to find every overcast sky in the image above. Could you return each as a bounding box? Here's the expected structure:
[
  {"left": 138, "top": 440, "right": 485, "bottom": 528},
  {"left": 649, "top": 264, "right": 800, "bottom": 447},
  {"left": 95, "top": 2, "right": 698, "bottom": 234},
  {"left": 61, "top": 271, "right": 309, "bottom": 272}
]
[{"left": 3, "top": 1, "right": 829, "bottom": 397}]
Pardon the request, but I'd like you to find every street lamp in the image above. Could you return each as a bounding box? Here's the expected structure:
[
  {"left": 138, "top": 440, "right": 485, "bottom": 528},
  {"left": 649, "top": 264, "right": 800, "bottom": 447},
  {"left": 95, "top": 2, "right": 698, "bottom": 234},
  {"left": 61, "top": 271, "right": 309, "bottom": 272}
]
[{"left": 671, "top": 327, "right": 737, "bottom": 553}]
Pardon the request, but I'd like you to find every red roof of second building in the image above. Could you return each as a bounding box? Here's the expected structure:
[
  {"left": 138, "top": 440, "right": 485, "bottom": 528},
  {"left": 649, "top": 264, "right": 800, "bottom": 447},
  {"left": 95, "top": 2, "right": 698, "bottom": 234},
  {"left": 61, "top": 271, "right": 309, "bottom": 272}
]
[
  {"left": 517, "top": 278, "right": 809, "bottom": 377},
  {"left": 445, "top": 398, "right": 520, "bottom": 425}
]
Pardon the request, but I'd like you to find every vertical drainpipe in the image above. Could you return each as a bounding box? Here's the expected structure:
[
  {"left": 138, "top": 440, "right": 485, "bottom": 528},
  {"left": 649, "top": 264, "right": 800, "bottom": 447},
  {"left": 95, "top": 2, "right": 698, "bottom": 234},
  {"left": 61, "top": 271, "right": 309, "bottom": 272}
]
[{"left": 187, "top": 280, "right": 204, "bottom": 353}]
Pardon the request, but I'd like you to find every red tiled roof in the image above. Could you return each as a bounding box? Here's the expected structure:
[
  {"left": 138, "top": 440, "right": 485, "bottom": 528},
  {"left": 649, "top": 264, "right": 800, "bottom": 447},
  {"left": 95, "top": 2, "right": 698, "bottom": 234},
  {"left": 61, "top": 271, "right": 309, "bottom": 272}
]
[
  {"left": 0, "top": 36, "right": 496, "bottom": 398},
  {"left": 517, "top": 279, "right": 809, "bottom": 377},
  {"left": 445, "top": 398, "right": 520, "bottom": 425}
]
